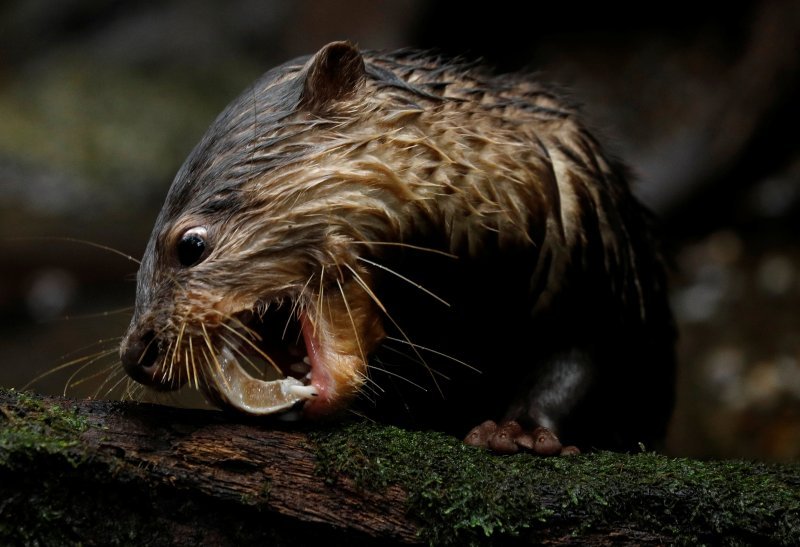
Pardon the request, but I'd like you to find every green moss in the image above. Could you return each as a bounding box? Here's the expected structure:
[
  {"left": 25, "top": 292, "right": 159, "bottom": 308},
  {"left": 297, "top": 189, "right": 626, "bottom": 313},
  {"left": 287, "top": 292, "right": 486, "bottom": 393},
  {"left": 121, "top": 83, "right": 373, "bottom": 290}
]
[
  {"left": 0, "top": 389, "right": 97, "bottom": 545},
  {"left": 311, "top": 421, "right": 800, "bottom": 545},
  {"left": 3, "top": 389, "right": 798, "bottom": 545},
  {"left": 0, "top": 388, "right": 89, "bottom": 467}
]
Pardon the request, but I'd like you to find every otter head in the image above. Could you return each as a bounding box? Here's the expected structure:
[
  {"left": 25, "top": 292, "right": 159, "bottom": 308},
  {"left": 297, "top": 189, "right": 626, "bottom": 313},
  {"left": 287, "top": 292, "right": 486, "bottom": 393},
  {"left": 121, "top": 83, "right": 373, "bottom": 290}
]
[{"left": 119, "top": 42, "right": 389, "bottom": 418}]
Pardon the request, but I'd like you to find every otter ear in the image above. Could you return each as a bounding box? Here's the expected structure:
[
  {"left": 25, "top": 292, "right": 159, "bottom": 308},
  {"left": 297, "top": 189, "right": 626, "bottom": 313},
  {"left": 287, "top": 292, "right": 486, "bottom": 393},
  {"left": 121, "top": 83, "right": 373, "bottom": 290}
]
[{"left": 300, "top": 41, "right": 366, "bottom": 113}]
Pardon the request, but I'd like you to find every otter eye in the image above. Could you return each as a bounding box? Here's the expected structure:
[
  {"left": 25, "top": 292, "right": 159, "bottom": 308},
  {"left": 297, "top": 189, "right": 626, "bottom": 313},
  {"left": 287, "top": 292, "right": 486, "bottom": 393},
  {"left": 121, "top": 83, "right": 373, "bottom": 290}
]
[{"left": 176, "top": 227, "right": 208, "bottom": 267}]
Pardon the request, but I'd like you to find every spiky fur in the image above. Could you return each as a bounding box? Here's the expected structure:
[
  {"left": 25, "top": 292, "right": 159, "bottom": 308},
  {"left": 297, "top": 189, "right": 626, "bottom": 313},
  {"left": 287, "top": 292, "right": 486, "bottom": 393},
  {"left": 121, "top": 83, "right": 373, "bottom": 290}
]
[{"left": 120, "top": 44, "right": 675, "bottom": 449}]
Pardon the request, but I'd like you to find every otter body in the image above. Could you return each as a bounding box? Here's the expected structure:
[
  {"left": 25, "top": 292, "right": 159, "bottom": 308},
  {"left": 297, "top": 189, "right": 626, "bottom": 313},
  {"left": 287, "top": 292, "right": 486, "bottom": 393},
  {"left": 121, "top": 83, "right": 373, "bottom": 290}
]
[{"left": 120, "top": 42, "right": 675, "bottom": 453}]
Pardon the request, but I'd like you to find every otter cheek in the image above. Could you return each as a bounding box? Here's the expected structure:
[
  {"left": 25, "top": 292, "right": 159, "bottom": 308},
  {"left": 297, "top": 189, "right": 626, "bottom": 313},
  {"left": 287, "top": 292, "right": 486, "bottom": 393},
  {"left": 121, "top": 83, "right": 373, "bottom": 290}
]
[
  {"left": 300, "top": 313, "right": 367, "bottom": 418},
  {"left": 300, "top": 282, "right": 385, "bottom": 418}
]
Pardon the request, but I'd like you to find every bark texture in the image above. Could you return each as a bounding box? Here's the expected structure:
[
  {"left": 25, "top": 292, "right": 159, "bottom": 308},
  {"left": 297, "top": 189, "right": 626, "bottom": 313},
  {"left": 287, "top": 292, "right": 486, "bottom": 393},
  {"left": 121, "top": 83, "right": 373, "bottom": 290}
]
[{"left": 1, "top": 388, "right": 798, "bottom": 545}]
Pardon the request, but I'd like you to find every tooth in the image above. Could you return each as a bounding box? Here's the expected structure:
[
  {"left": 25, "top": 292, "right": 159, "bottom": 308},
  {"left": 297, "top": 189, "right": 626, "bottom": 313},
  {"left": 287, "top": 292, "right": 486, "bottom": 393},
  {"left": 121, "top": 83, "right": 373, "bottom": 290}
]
[
  {"left": 304, "top": 372, "right": 312, "bottom": 380},
  {"left": 289, "top": 385, "right": 318, "bottom": 399},
  {"left": 302, "top": 356, "right": 311, "bottom": 365},
  {"left": 289, "top": 361, "right": 311, "bottom": 374}
]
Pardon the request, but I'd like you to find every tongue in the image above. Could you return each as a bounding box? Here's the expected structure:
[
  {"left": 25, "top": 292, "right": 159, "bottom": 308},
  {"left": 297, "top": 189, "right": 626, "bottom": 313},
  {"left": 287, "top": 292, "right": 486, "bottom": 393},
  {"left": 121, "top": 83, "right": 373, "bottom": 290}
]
[{"left": 207, "top": 346, "right": 306, "bottom": 414}]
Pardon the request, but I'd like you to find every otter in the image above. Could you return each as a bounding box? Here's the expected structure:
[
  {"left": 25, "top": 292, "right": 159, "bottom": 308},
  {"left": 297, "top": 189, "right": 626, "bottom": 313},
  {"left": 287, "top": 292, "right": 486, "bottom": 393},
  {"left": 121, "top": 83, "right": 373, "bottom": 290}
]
[{"left": 119, "top": 41, "right": 675, "bottom": 455}]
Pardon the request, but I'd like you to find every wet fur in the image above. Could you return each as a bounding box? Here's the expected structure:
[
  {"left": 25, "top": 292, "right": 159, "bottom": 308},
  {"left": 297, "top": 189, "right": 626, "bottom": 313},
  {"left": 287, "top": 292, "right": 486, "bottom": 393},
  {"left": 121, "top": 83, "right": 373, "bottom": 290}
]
[{"left": 122, "top": 43, "right": 675, "bottom": 450}]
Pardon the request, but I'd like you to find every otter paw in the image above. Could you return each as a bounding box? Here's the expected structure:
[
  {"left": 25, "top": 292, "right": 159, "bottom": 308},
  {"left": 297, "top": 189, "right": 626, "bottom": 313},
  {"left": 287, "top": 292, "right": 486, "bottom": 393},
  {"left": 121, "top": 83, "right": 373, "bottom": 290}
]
[{"left": 464, "top": 420, "right": 580, "bottom": 456}]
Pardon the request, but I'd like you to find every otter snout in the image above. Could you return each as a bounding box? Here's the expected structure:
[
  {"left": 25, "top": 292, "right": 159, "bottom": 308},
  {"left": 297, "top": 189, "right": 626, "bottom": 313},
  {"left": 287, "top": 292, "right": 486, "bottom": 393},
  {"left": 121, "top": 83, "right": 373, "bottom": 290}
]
[{"left": 120, "top": 327, "right": 177, "bottom": 390}]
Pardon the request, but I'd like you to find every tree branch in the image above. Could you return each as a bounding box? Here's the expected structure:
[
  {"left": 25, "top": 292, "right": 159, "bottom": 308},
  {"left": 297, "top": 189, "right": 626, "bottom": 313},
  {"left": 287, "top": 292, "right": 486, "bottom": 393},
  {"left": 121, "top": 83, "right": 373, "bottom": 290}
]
[{"left": 1, "top": 388, "right": 798, "bottom": 545}]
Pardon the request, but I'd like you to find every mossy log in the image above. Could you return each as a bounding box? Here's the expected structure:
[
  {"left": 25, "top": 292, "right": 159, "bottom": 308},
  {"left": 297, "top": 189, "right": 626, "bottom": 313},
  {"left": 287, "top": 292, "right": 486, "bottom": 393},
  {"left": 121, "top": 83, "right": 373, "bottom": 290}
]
[{"left": 1, "top": 388, "right": 798, "bottom": 545}]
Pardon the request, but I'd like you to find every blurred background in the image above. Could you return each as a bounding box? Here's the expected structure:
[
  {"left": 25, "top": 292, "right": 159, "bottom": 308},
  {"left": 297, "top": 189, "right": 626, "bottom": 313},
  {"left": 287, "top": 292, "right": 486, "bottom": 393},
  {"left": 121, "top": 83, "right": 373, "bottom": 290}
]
[{"left": 1, "top": 0, "right": 798, "bottom": 460}]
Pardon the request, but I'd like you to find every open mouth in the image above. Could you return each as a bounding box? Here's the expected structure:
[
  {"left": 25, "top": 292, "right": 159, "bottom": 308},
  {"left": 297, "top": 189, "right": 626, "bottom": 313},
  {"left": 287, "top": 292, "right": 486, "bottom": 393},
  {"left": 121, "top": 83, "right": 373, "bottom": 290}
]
[
  {"left": 193, "top": 273, "right": 382, "bottom": 418},
  {"left": 202, "top": 300, "right": 326, "bottom": 416}
]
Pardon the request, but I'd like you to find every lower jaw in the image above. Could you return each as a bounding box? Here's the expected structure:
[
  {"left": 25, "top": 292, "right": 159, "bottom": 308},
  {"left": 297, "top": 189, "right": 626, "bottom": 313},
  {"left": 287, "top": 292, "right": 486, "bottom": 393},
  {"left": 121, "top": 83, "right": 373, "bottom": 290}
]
[{"left": 195, "top": 345, "right": 312, "bottom": 415}]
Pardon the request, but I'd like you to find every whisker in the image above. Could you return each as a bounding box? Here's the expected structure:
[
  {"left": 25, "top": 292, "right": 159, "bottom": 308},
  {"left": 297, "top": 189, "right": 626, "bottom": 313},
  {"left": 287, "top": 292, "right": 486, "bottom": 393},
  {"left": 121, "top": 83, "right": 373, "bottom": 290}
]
[
  {"left": 60, "top": 306, "right": 134, "bottom": 321},
  {"left": 121, "top": 378, "right": 139, "bottom": 401},
  {"left": 63, "top": 350, "right": 118, "bottom": 395},
  {"left": 221, "top": 333, "right": 268, "bottom": 378},
  {"left": 92, "top": 367, "right": 128, "bottom": 399},
  {"left": 120, "top": 380, "right": 132, "bottom": 401},
  {"left": 284, "top": 274, "right": 313, "bottom": 340},
  {"left": 369, "top": 356, "right": 429, "bottom": 392},
  {"left": 355, "top": 369, "right": 384, "bottom": 396},
  {"left": 199, "top": 348, "right": 214, "bottom": 384},
  {"left": 346, "top": 408, "right": 377, "bottom": 423},
  {"left": 344, "top": 264, "right": 443, "bottom": 396},
  {"left": 383, "top": 336, "right": 480, "bottom": 373},
  {"left": 198, "top": 355, "right": 212, "bottom": 394},
  {"left": 356, "top": 256, "right": 450, "bottom": 307},
  {"left": 23, "top": 347, "right": 118, "bottom": 390},
  {"left": 201, "top": 323, "right": 232, "bottom": 392},
  {"left": 352, "top": 240, "right": 458, "bottom": 259},
  {"left": 170, "top": 321, "right": 187, "bottom": 383},
  {"left": 10, "top": 236, "right": 141, "bottom": 265},
  {"left": 352, "top": 375, "right": 378, "bottom": 404},
  {"left": 336, "top": 278, "right": 368, "bottom": 378},
  {"left": 218, "top": 322, "right": 283, "bottom": 376},
  {"left": 188, "top": 337, "right": 199, "bottom": 390},
  {"left": 102, "top": 369, "right": 133, "bottom": 399},
  {"left": 379, "top": 345, "right": 451, "bottom": 381},
  {"left": 163, "top": 339, "right": 176, "bottom": 383},
  {"left": 175, "top": 321, "right": 187, "bottom": 357},
  {"left": 314, "top": 266, "right": 326, "bottom": 337},
  {"left": 58, "top": 337, "right": 123, "bottom": 362},
  {"left": 183, "top": 348, "right": 190, "bottom": 389},
  {"left": 131, "top": 383, "right": 146, "bottom": 402},
  {"left": 212, "top": 310, "right": 263, "bottom": 342},
  {"left": 67, "top": 366, "right": 116, "bottom": 393}
]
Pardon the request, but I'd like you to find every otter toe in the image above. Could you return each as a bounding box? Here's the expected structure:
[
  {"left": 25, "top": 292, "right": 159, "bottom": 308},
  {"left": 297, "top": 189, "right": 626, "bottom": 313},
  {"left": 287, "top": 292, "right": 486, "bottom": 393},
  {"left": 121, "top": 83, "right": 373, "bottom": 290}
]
[
  {"left": 464, "top": 420, "right": 498, "bottom": 447},
  {"left": 465, "top": 420, "right": 573, "bottom": 457}
]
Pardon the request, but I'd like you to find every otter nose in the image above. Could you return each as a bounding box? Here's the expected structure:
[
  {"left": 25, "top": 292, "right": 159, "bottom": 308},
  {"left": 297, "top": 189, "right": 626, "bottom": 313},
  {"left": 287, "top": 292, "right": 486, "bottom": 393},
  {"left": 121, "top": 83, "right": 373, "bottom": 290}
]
[{"left": 120, "top": 329, "right": 159, "bottom": 383}]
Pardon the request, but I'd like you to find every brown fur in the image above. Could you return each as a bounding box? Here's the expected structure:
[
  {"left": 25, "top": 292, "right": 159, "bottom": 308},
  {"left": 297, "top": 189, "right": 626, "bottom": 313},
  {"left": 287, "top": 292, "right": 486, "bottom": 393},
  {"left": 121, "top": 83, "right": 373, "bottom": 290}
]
[{"left": 120, "top": 42, "right": 674, "bottom": 449}]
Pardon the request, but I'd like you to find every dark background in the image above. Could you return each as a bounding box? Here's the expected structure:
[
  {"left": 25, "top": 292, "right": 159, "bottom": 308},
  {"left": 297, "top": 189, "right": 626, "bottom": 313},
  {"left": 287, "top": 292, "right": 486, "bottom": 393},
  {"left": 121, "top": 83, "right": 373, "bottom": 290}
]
[{"left": 1, "top": 0, "right": 798, "bottom": 460}]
